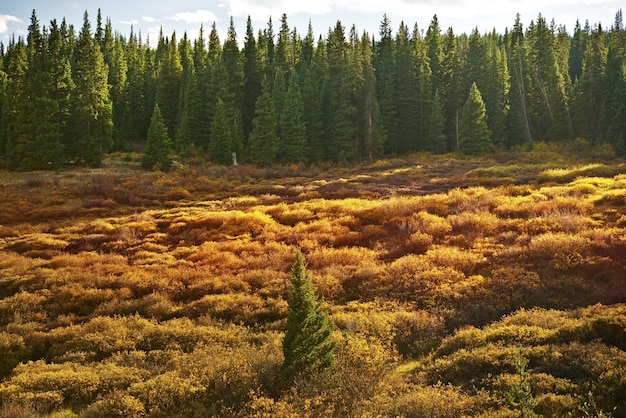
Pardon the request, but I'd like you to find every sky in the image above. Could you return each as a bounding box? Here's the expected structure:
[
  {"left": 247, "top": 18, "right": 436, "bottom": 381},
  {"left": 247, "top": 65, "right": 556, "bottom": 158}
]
[{"left": 0, "top": 0, "right": 623, "bottom": 47}]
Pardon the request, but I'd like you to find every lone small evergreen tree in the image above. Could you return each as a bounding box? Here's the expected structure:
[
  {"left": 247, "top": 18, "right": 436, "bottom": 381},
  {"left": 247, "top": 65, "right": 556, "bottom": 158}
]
[
  {"left": 282, "top": 250, "right": 336, "bottom": 377},
  {"left": 142, "top": 104, "right": 173, "bottom": 171},
  {"left": 460, "top": 82, "right": 492, "bottom": 155},
  {"left": 507, "top": 349, "right": 538, "bottom": 418}
]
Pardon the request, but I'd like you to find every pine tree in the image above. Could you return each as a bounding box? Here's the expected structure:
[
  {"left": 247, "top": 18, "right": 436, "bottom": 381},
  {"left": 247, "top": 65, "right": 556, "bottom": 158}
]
[
  {"left": 242, "top": 17, "right": 261, "bottom": 141},
  {"left": 108, "top": 29, "right": 128, "bottom": 149},
  {"left": 507, "top": 349, "right": 539, "bottom": 418},
  {"left": 300, "top": 33, "right": 326, "bottom": 163},
  {"left": 69, "top": 10, "right": 113, "bottom": 166},
  {"left": 5, "top": 39, "right": 28, "bottom": 170},
  {"left": 156, "top": 31, "right": 182, "bottom": 140},
  {"left": 248, "top": 76, "right": 278, "bottom": 166},
  {"left": 375, "top": 14, "right": 397, "bottom": 154},
  {"left": 526, "top": 14, "right": 572, "bottom": 142},
  {"left": 506, "top": 14, "right": 533, "bottom": 147},
  {"left": 208, "top": 98, "right": 241, "bottom": 165},
  {"left": 142, "top": 104, "right": 173, "bottom": 171},
  {"left": 360, "top": 31, "right": 385, "bottom": 160},
  {"left": 124, "top": 28, "right": 148, "bottom": 143},
  {"left": 326, "top": 21, "right": 357, "bottom": 163},
  {"left": 460, "top": 82, "right": 492, "bottom": 155},
  {"left": 0, "top": 69, "right": 7, "bottom": 156},
  {"left": 569, "top": 20, "right": 588, "bottom": 83},
  {"left": 425, "top": 15, "right": 443, "bottom": 94},
  {"left": 21, "top": 12, "right": 65, "bottom": 170},
  {"left": 394, "top": 22, "right": 419, "bottom": 153},
  {"left": 283, "top": 250, "right": 336, "bottom": 377},
  {"left": 280, "top": 71, "right": 307, "bottom": 163},
  {"left": 575, "top": 26, "right": 607, "bottom": 142},
  {"left": 440, "top": 27, "right": 462, "bottom": 151}
]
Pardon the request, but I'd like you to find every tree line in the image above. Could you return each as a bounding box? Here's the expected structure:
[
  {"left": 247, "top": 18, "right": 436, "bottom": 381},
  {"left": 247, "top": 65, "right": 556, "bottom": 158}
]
[{"left": 0, "top": 9, "right": 624, "bottom": 170}]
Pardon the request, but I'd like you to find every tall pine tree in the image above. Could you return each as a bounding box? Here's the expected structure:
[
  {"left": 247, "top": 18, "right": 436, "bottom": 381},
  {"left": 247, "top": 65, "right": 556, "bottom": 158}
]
[{"left": 69, "top": 11, "right": 113, "bottom": 166}]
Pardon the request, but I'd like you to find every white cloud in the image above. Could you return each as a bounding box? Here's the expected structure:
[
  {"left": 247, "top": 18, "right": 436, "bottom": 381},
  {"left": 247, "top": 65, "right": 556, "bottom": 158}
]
[
  {"left": 229, "top": 0, "right": 332, "bottom": 21},
  {"left": 142, "top": 15, "right": 158, "bottom": 23},
  {"left": 120, "top": 20, "right": 140, "bottom": 26},
  {"left": 167, "top": 9, "right": 218, "bottom": 24},
  {"left": 0, "top": 14, "right": 22, "bottom": 34},
  {"left": 227, "top": 0, "right": 619, "bottom": 27}
]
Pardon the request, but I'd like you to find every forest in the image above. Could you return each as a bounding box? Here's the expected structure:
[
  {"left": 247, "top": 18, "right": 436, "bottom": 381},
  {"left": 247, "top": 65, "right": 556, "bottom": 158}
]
[
  {"left": 0, "top": 7, "right": 625, "bottom": 418},
  {"left": 0, "top": 8, "right": 625, "bottom": 170}
]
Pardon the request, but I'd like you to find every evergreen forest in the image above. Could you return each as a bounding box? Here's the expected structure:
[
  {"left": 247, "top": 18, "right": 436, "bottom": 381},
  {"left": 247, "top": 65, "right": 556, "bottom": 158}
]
[{"left": 1, "top": 9, "right": 626, "bottom": 169}]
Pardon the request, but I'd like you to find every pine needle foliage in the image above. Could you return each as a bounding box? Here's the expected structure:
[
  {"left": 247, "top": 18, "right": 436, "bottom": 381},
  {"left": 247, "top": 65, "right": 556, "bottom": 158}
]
[
  {"left": 142, "top": 104, "right": 173, "bottom": 171},
  {"left": 282, "top": 250, "right": 337, "bottom": 377}
]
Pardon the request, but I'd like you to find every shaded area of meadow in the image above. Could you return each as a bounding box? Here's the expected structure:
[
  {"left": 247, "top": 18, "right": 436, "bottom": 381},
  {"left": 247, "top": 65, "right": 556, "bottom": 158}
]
[{"left": 0, "top": 147, "right": 625, "bottom": 417}]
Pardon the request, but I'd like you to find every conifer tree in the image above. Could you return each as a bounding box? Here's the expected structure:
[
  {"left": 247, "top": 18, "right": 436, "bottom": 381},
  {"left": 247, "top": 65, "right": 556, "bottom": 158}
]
[
  {"left": 394, "top": 22, "right": 419, "bottom": 153},
  {"left": 506, "top": 14, "right": 533, "bottom": 146},
  {"left": 5, "top": 39, "right": 28, "bottom": 170},
  {"left": 124, "top": 28, "right": 148, "bottom": 143},
  {"left": 300, "top": 33, "right": 326, "bottom": 163},
  {"left": 575, "top": 27, "right": 607, "bottom": 142},
  {"left": 360, "top": 31, "right": 385, "bottom": 160},
  {"left": 69, "top": 10, "right": 113, "bottom": 166},
  {"left": 280, "top": 71, "right": 307, "bottom": 163},
  {"left": 242, "top": 17, "right": 261, "bottom": 141},
  {"left": 156, "top": 31, "right": 182, "bottom": 140},
  {"left": 208, "top": 98, "right": 241, "bottom": 165},
  {"left": 283, "top": 250, "right": 336, "bottom": 377},
  {"left": 460, "top": 82, "right": 492, "bottom": 155},
  {"left": 424, "top": 90, "right": 447, "bottom": 153},
  {"left": 248, "top": 76, "right": 278, "bottom": 166},
  {"left": 526, "top": 14, "right": 572, "bottom": 142},
  {"left": 21, "top": 12, "right": 66, "bottom": 170},
  {"left": 569, "top": 19, "right": 588, "bottom": 83},
  {"left": 375, "top": 14, "right": 397, "bottom": 154},
  {"left": 0, "top": 69, "right": 7, "bottom": 155},
  {"left": 425, "top": 15, "right": 443, "bottom": 94},
  {"left": 440, "top": 27, "right": 462, "bottom": 150},
  {"left": 192, "top": 25, "right": 211, "bottom": 150},
  {"left": 108, "top": 29, "right": 129, "bottom": 149},
  {"left": 142, "top": 104, "right": 173, "bottom": 171},
  {"left": 223, "top": 17, "right": 243, "bottom": 112},
  {"left": 326, "top": 21, "right": 357, "bottom": 162}
]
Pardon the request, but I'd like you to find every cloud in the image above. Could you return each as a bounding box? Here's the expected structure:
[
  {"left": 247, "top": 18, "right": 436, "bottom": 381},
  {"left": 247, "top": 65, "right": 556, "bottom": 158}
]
[
  {"left": 0, "top": 14, "right": 22, "bottom": 34},
  {"left": 142, "top": 16, "right": 158, "bottom": 23},
  {"left": 167, "top": 9, "right": 218, "bottom": 24},
  {"left": 229, "top": 0, "right": 332, "bottom": 20},
  {"left": 121, "top": 20, "right": 140, "bottom": 26}
]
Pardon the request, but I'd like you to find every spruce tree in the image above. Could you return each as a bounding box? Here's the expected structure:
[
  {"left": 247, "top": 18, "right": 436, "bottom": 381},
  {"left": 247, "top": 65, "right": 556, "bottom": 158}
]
[
  {"left": 242, "top": 17, "right": 261, "bottom": 141},
  {"left": 5, "top": 39, "right": 28, "bottom": 170},
  {"left": 283, "top": 250, "right": 336, "bottom": 377},
  {"left": 156, "top": 32, "right": 182, "bottom": 140},
  {"left": 375, "top": 14, "right": 397, "bottom": 154},
  {"left": 575, "top": 27, "right": 607, "bottom": 141},
  {"left": 460, "top": 82, "right": 492, "bottom": 155},
  {"left": 208, "top": 98, "right": 240, "bottom": 165},
  {"left": 280, "top": 71, "right": 307, "bottom": 163},
  {"left": 300, "top": 32, "right": 326, "bottom": 163},
  {"left": 142, "top": 104, "right": 173, "bottom": 171},
  {"left": 248, "top": 76, "right": 278, "bottom": 166},
  {"left": 70, "top": 10, "right": 113, "bottom": 166},
  {"left": 360, "top": 31, "right": 385, "bottom": 160},
  {"left": 326, "top": 21, "right": 357, "bottom": 163}
]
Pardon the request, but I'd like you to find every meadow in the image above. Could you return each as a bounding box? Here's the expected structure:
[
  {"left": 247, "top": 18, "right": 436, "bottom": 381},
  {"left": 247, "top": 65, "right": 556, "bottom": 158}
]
[{"left": 0, "top": 142, "right": 625, "bottom": 417}]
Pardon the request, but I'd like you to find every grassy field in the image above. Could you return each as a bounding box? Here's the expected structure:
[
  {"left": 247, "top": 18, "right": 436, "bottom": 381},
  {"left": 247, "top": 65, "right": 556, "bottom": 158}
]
[{"left": 0, "top": 144, "right": 625, "bottom": 417}]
